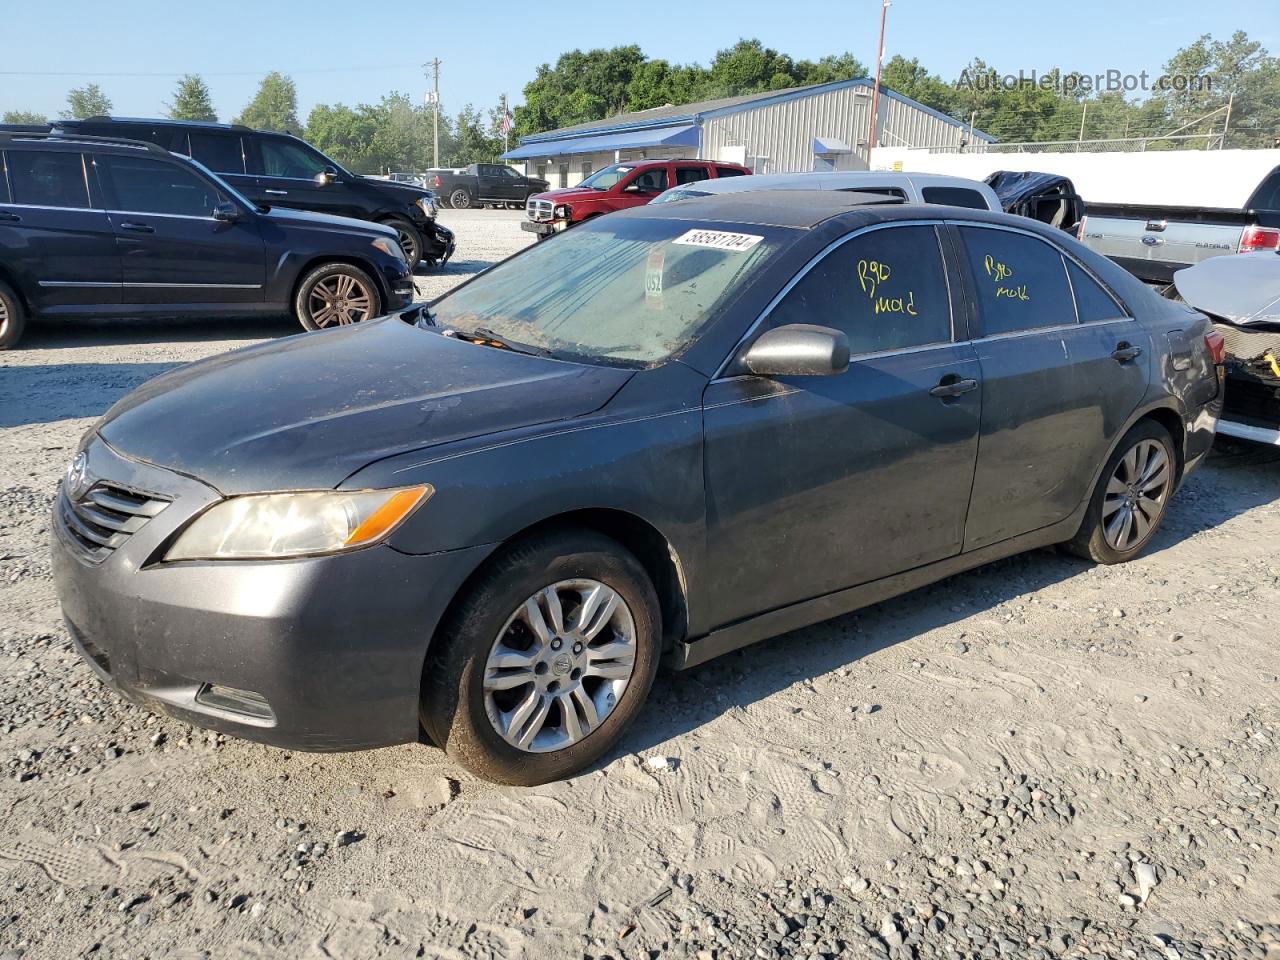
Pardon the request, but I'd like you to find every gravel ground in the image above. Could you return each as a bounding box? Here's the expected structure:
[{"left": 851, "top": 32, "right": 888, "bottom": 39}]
[{"left": 1, "top": 207, "right": 1279, "bottom": 959}]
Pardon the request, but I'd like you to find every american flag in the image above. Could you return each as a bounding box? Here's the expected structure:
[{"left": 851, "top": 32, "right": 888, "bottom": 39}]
[{"left": 500, "top": 108, "right": 514, "bottom": 133}]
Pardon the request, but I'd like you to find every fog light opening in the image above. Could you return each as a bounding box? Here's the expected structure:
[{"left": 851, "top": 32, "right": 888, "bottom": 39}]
[{"left": 195, "top": 683, "right": 276, "bottom": 722}]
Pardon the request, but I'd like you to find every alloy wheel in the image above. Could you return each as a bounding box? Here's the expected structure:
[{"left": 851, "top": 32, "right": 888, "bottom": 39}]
[
  {"left": 1102, "top": 438, "right": 1172, "bottom": 552},
  {"left": 483, "top": 578, "right": 637, "bottom": 753},
  {"left": 395, "top": 226, "right": 420, "bottom": 265},
  {"left": 307, "top": 273, "right": 373, "bottom": 327},
  {"left": 0, "top": 297, "right": 8, "bottom": 338},
  {"left": 450, "top": 189, "right": 472, "bottom": 209}
]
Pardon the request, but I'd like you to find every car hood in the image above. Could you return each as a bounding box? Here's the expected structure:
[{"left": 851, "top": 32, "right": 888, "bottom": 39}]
[
  {"left": 96, "top": 316, "right": 632, "bottom": 494},
  {"left": 1174, "top": 253, "right": 1280, "bottom": 326},
  {"left": 531, "top": 187, "right": 611, "bottom": 204},
  {"left": 261, "top": 205, "right": 397, "bottom": 239},
  {"left": 357, "top": 176, "right": 430, "bottom": 201}
]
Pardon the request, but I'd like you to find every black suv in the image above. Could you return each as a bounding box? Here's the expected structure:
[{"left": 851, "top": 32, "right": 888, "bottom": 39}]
[
  {"left": 56, "top": 117, "right": 455, "bottom": 269},
  {"left": 0, "top": 131, "right": 415, "bottom": 349}
]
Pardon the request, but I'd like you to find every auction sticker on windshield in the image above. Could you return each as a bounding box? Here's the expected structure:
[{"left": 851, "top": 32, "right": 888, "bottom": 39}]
[{"left": 673, "top": 229, "right": 764, "bottom": 252}]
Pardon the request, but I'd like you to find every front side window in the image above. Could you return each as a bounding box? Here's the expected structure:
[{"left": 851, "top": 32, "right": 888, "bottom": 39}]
[
  {"left": 921, "top": 186, "right": 989, "bottom": 209},
  {"left": 768, "top": 224, "right": 953, "bottom": 355},
  {"left": 627, "top": 167, "right": 668, "bottom": 193},
  {"left": 675, "top": 166, "right": 711, "bottom": 185},
  {"left": 1066, "top": 258, "right": 1125, "bottom": 323},
  {"left": 959, "top": 226, "right": 1076, "bottom": 335},
  {"left": 252, "top": 139, "right": 329, "bottom": 178},
  {"left": 97, "top": 155, "right": 229, "bottom": 217},
  {"left": 7, "top": 150, "right": 89, "bottom": 208},
  {"left": 431, "top": 218, "right": 786, "bottom": 366},
  {"left": 498, "top": 166, "right": 520, "bottom": 179},
  {"left": 189, "top": 133, "right": 245, "bottom": 175}
]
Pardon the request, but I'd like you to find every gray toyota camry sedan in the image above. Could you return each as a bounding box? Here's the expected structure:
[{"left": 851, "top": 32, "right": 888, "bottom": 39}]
[{"left": 52, "top": 192, "right": 1223, "bottom": 784}]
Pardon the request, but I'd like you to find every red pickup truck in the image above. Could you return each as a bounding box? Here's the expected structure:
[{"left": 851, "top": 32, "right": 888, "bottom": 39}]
[{"left": 521, "top": 158, "right": 750, "bottom": 239}]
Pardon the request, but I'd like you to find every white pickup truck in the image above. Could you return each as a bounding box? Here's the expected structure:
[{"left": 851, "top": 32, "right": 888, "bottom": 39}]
[{"left": 1079, "top": 166, "right": 1280, "bottom": 287}]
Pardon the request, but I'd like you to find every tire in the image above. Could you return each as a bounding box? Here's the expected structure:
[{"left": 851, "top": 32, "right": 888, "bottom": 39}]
[
  {"left": 449, "top": 188, "right": 473, "bottom": 210},
  {"left": 421, "top": 529, "right": 661, "bottom": 785},
  {"left": 0, "top": 280, "right": 26, "bottom": 350},
  {"left": 293, "top": 263, "right": 382, "bottom": 332},
  {"left": 1065, "top": 420, "right": 1177, "bottom": 564},
  {"left": 381, "top": 216, "right": 423, "bottom": 268}
]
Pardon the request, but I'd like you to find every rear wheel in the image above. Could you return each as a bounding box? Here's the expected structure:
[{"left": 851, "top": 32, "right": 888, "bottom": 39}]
[
  {"left": 1066, "top": 420, "right": 1177, "bottom": 563},
  {"left": 421, "top": 529, "right": 661, "bottom": 785},
  {"left": 0, "top": 280, "right": 26, "bottom": 350},
  {"left": 449, "top": 188, "right": 473, "bottom": 210},
  {"left": 294, "top": 263, "right": 382, "bottom": 332}
]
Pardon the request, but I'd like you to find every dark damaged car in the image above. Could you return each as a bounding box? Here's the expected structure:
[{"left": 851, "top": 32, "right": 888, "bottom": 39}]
[{"left": 52, "top": 192, "right": 1222, "bottom": 785}]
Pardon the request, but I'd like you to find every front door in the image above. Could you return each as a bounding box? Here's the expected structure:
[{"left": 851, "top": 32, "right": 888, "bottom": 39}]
[
  {"left": 244, "top": 137, "right": 351, "bottom": 219},
  {"left": 702, "top": 223, "right": 982, "bottom": 627},
  {"left": 94, "top": 154, "right": 265, "bottom": 306},
  {"left": 618, "top": 165, "right": 668, "bottom": 208},
  {"left": 952, "top": 223, "right": 1150, "bottom": 549},
  {"left": 1, "top": 148, "right": 120, "bottom": 313}
]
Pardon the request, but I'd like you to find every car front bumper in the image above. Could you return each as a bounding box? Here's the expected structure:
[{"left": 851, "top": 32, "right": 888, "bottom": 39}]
[
  {"left": 520, "top": 220, "right": 568, "bottom": 237},
  {"left": 51, "top": 437, "right": 493, "bottom": 752},
  {"left": 418, "top": 219, "right": 456, "bottom": 265}
]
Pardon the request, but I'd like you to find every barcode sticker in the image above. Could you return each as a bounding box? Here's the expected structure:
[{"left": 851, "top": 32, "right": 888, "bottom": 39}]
[{"left": 672, "top": 229, "right": 764, "bottom": 252}]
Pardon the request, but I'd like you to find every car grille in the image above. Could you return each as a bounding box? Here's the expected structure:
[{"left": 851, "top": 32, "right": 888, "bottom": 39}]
[
  {"left": 527, "top": 198, "right": 554, "bottom": 222},
  {"left": 57, "top": 481, "right": 170, "bottom": 564}
]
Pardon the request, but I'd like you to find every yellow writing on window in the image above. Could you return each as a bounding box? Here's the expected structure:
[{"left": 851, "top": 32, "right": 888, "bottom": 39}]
[
  {"left": 857, "top": 259, "right": 918, "bottom": 317},
  {"left": 983, "top": 253, "right": 1030, "bottom": 302}
]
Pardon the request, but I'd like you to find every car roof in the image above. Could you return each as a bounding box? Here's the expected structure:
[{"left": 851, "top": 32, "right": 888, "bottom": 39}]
[
  {"left": 625, "top": 189, "right": 1033, "bottom": 231},
  {"left": 57, "top": 115, "right": 296, "bottom": 138},
  {"left": 658, "top": 169, "right": 997, "bottom": 200},
  {"left": 0, "top": 131, "right": 166, "bottom": 158}
]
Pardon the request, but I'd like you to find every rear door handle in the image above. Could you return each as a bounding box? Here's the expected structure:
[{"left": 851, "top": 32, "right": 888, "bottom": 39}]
[
  {"left": 119, "top": 222, "right": 155, "bottom": 233},
  {"left": 0, "top": 211, "right": 20, "bottom": 222},
  {"left": 264, "top": 189, "right": 288, "bottom": 196},
  {"left": 1111, "top": 343, "right": 1143, "bottom": 363},
  {"left": 929, "top": 376, "right": 979, "bottom": 399}
]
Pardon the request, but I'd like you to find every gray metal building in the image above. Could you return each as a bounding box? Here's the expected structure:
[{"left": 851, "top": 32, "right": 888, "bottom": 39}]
[{"left": 501, "top": 78, "right": 993, "bottom": 188}]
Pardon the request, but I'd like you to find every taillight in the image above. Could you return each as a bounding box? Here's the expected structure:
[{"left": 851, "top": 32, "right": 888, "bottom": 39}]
[
  {"left": 1076, "top": 214, "right": 1087, "bottom": 242},
  {"left": 1204, "top": 330, "right": 1226, "bottom": 365},
  {"left": 1238, "top": 224, "right": 1280, "bottom": 253},
  {"left": 431, "top": 174, "right": 442, "bottom": 188}
]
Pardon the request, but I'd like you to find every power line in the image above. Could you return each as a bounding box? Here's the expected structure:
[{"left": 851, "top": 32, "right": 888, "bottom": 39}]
[{"left": 0, "top": 65, "right": 423, "bottom": 78}]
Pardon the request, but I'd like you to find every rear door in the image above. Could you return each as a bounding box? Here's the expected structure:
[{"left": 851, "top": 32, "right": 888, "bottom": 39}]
[
  {"left": 94, "top": 153, "right": 265, "bottom": 306},
  {"left": 186, "top": 130, "right": 258, "bottom": 198},
  {"left": 702, "top": 222, "right": 982, "bottom": 626},
  {"left": 1, "top": 148, "right": 120, "bottom": 312},
  {"left": 953, "top": 223, "right": 1149, "bottom": 549},
  {"left": 674, "top": 164, "right": 713, "bottom": 188}
]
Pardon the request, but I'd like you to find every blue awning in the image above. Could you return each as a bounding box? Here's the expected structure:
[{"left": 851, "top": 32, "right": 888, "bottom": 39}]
[
  {"left": 812, "top": 136, "right": 853, "bottom": 154},
  {"left": 502, "top": 123, "right": 699, "bottom": 161}
]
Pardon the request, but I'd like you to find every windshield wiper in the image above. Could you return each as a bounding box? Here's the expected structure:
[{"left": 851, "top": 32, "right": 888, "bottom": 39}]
[{"left": 468, "top": 326, "right": 552, "bottom": 357}]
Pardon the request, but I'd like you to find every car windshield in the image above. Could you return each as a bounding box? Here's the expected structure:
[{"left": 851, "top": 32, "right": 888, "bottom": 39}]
[
  {"left": 576, "top": 163, "right": 634, "bottom": 190},
  {"left": 430, "top": 217, "right": 787, "bottom": 366},
  {"left": 652, "top": 187, "right": 713, "bottom": 205}
]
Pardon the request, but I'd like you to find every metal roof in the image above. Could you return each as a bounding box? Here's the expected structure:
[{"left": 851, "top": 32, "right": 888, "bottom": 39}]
[
  {"left": 508, "top": 78, "right": 993, "bottom": 148},
  {"left": 503, "top": 123, "right": 698, "bottom": 160}
]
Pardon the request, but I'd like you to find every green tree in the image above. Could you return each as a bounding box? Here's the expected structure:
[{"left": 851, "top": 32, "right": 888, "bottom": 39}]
[
  {"left": 447, "top": 104, "right": 503, "bottom": 166},
  {"left": 518, "top": 46, "right": 647, "bottom": 136},
  {"left": 235, "top": 72, "right": 300, "bottom": 132},
  {"left": 167, "top": 74, "right": 217, "bottom": 122},
  {"left": 1153, "top": 31, "right": 1280, "bottom": 148},
  {"left": 796, "top": 53, "right": 867, "bottom": 86},
  {"left": 702, "top": 38, "right": 798, "bottom": 97},
  {"left": 60, "top": 83, "right": 112, "bottom": 120},
  {"left": 2, "top": 110, "right": 46, "bottom": 124}
]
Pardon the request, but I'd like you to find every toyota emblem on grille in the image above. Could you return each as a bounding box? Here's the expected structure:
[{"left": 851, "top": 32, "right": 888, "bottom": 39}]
[{"left": 65, "top": 452, "right": 91, "bottom": 500}]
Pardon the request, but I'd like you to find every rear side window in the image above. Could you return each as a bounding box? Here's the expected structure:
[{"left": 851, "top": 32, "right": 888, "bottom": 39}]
[
  {"left": 1066, "top": 259, "right": 1125, "bottom": 322},
  {"left": 768, "top": 224, "right": 952, "bottom": 355},
  {"left": 921, "top": 186, "right": 988, "bottom": 209},
  {"left": 715, "top": 166, "right": 747, "bottom": 178},
  {"left": 959, "top": 226, "right": 1076, "bottom": 335},
  {"left": 675, "top": 166, "right": 711, "bottom": 185},
  {"left": 98, "top": 155, "right": 228, "bottom": 217},
  {"left": 189, "top": 133, "right": 245, "bottom": 175},
  {"left": 8, "top": 150, "right": 89, "bottom": 208}
]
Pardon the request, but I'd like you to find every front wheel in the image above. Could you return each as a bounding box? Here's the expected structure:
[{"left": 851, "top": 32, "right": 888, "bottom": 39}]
[
  {"left": 1065, "top": 420, "right": 1177, "bottom": 563},
  {"left": 382, "top": 216, "right": 423, "bottom": 268},
  {"left": 293, "top": 263, "right": 382, "bottom": 331},
  {"left": 421, "top": 530, "right": 661, "bottom": 785},
  {"left": 449, "top": 188, "right": 473, "bottom": 210}
]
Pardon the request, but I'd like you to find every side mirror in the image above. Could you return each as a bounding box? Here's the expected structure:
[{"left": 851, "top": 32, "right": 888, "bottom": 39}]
[
  {"left": 212, "top": 202, "right": 240, "bottom": 223},
  {"left": 739, "top": 323, "right": 850, "bottom": 377},
  {"left": 314, "top": 166, "right": 339, "bottom": 187},
  {"left": 623, "top": 183, "right": 643, "bottom": 193}
]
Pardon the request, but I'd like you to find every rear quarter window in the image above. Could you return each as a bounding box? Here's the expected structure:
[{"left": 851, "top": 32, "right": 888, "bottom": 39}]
[
  {"left": 715, "top": 166, "right": 747, "bottom": 178},
  {"left": 1066, "top": 259, "right": 1126, "bottom": 322},
  {"left": 921, "top": 186, "right": 989, "bottom": 209}
]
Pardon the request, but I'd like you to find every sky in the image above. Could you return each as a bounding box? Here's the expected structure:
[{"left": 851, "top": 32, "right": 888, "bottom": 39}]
[{"left": 1, "top": 0, "right": 1274, "bottom": 126}]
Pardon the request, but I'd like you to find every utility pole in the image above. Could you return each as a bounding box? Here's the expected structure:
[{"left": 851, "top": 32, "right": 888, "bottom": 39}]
[
  {"left": 501, "top": 93, "right": 509, "bottom": 156},
  {"left": 866, "top": 0, "right": 890, "bottom": 169},
  {"left": 1221, "top": 93, "right": 1233, "bottom": 149},
  {"left": 1078, "top": 103, "right": 1087, "bottom": 145},
  {"left": 424, "top": 58, "right": 441, "bottom": 168}
]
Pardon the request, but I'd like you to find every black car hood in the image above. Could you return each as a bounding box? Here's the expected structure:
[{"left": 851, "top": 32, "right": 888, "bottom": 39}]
[
  {"left": 96, "top": 317, "right": 632, "bottom": 494},
  {"left": 357, "top": 176, "right": 430, "bottom": 201},
  {"left": 260, "top": 205, "right": 397, "bottom": 239}
]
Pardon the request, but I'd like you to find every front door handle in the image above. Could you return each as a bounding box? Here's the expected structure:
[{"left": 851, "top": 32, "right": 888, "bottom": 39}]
[
  {"left": 0, "top": 211, "right": 20, "bottom": 222},
  {"left": 1111, "top": 343, "right": 1143, "bottom": 363},
  {"left": 929, "top": 375, "right": 979, "bottom": 399},
  {"left": 264, "top": 189, "right": 288, "bottom": 196},
  {"left": 119, "top": 221, "right": 155, "bottom": 233}
]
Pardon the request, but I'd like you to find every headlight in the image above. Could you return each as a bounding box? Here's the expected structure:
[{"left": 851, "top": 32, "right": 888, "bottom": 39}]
[
  {"left": 416, "top": 196, "right": 438, "bottom": 217},
  {"left": 165, "top": 485, "right": 432, "bottom": 561},
  {"left": 554, "top": 204, "right": 571, "bottom": 219},
  {"left": 371, "top": 237, "right": 407, "bottom": 262}
]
